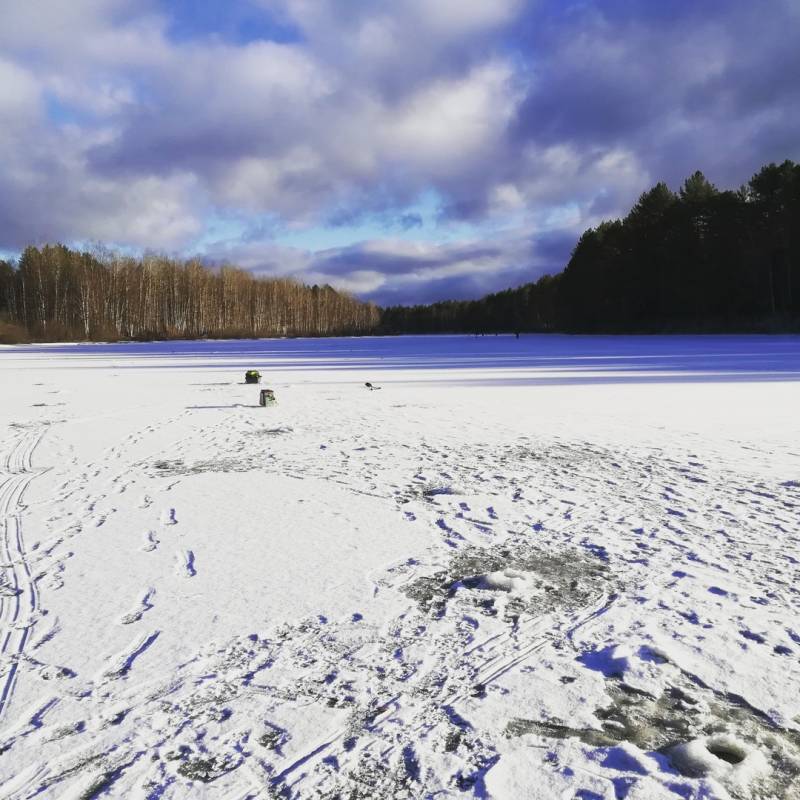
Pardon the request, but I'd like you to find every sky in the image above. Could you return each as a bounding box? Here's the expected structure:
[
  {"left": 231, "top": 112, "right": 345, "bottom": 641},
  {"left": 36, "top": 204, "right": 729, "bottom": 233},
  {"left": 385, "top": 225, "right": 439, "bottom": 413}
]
[{"left": 0, "top": 0, "right": 798, "bottom": 306}]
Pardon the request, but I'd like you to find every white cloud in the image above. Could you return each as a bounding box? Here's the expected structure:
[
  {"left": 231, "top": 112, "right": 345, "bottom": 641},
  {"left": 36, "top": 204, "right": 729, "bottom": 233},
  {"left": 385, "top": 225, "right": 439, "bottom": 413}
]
[
  {"left": 384, "top": 61, "right": 515, "bottom": 171},
  {"left": 0, "top": 0, "right": 797, "bottom": 305},
  {"left": 0, "top": 58, "right": 41, "bottom": 120}
]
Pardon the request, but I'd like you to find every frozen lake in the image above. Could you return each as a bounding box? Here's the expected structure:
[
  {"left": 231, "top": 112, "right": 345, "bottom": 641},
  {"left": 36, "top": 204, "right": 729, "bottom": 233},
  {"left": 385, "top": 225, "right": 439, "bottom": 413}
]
[
  {"left": 12, "top": 333, "right": 800, "bottom": 385},
  {"left": 1, "top": 335, "right": 799, "bottom": 798}
]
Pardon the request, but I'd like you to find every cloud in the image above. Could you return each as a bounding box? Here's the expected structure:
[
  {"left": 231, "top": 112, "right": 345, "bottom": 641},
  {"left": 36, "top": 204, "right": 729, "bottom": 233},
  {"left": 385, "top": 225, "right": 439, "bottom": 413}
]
[
  {"left": 311, "top": 227, "right": 575, "bottom": 304},
  {"left": 197, "top": 223, "right": 574, "bottom": 305},
  {"left": 0, "top": 0, "right": 798, "bottom": 303},
  {"left": 84, "top": 49, "right": 517, "bottom": 228},
  {"left": 511, "top": 0, "right": 800, "bottom": 190}
]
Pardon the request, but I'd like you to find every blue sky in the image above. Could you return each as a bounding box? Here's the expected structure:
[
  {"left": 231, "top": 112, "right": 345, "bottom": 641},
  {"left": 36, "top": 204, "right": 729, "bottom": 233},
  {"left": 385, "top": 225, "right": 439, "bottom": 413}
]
[{"left": 0, "top": 0, "right": 798, "bottom": 304}]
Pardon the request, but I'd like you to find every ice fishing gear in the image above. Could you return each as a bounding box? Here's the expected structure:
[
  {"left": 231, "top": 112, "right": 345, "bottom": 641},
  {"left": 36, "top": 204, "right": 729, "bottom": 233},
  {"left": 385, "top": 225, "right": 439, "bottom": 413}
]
[
  {"left": 245, "top": 370, "right": 262, "bottom": 384},
  {"left": 259, "top": 388, "right": 276, "bottom": 406}
]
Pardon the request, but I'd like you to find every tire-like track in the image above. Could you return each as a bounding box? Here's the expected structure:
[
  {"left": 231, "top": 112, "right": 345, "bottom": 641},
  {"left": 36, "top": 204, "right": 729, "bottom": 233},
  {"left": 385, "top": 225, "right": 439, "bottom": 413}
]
[{"left": 0, "top": 427, "right": 46, "bottom": 722}]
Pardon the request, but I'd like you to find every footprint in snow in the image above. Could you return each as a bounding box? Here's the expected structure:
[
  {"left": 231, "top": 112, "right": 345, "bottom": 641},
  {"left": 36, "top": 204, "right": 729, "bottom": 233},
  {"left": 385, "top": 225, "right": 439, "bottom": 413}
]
[
  {"left": 176, "top": 549, "right": 196, "bottom": 578},
  {"left": 161, "top": 508, "right": 178, "bottom": 526},
  {"left": 120, "top": 588, "right": 156, "bottom": 625},
  {"left": 103, "top": 630, "right": 161, "bottom": 679},
  {"left": 142, "top": 530, "right": 160, "bottom": 552}
]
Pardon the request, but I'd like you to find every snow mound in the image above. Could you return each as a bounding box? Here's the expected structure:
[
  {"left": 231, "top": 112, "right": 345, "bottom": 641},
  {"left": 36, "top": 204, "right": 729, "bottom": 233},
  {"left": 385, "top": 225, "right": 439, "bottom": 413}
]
[
  {"left": 669, "top": 734, "right": 770, "bottom": 790},
  {"left": 459, "top": 567, "right": 531, "bottom": 593}
]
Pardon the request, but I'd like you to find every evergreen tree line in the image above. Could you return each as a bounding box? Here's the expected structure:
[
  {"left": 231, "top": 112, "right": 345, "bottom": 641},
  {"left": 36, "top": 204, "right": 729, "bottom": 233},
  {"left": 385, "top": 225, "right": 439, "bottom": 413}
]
[
  {"left": 381, "top": 160, "right": 800, "bottom": 334},
  {"left": 1, "top": 160, "right": 797, "bottom": 343},
  {"left": 0, "top": 246, "right": 380, "bottom": 342}
]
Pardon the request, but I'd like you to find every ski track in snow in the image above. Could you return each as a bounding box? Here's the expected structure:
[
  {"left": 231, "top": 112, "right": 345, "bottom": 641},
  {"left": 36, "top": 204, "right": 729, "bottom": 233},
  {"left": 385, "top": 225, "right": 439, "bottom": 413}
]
[
  {"left": 0, "top": 426, "right": 48, "bottom": 723},
  {"left": 0, "top": 351, "right": 799, "bottom": 799}
]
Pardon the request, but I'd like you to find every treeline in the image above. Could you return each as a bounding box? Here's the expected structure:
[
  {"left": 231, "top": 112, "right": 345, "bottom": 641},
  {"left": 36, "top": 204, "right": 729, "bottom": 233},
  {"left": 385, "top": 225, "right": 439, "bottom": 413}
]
[
  {"left": 2, "top": 160, "right": 798, "bottom": 343},
  {"left": 380, "top": 276, "right": 560, "bottom": 335},
  {"left": 0, "top": 246, "right": 379, "bottom": 342},
  {"left": 382, "top": 160, "right": 800, "bottom": 334}
]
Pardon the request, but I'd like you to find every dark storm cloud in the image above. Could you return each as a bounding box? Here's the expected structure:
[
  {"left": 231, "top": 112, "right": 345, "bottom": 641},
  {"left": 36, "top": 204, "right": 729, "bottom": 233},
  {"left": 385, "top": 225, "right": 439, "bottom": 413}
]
[
  {"left": 511, "top": 0, "right": 800, "bottom": 190},
  {"left": 310, "top": 243, "right": 507, "bottom": 279},
  {"left": 365, "top": 272, "right": 514, "bottom": 306}
]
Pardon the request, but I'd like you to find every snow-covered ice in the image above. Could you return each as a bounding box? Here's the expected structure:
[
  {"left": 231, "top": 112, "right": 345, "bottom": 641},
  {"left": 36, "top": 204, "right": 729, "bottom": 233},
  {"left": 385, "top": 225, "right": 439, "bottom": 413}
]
[{"left": 0, "top": 334, "right": 799, "bottom": 799}]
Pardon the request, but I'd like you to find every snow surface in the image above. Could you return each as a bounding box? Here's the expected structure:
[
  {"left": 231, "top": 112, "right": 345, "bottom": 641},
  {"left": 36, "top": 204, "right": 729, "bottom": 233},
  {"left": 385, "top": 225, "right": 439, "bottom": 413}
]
[{"left": 0, "top": 334, "right": 799, "bottom": 799}]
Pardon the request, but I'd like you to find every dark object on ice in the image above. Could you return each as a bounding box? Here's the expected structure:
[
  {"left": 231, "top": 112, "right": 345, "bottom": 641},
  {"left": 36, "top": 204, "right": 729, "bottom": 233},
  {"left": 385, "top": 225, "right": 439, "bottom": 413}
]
[
  {"left": 259, "top": 388, "right": 276, "bottom": 406},
  {"left": 365, "top": 382, "right": 381, "bottom": 390},
  {"left": 245, "top": 370, "right": 262, "bottom": 384}
]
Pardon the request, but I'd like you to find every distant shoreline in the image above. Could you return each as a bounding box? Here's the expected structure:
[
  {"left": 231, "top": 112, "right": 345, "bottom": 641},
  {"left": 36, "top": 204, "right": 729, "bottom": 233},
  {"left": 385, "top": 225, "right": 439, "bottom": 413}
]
[{"left": 5, "top": 330, "right": 800, "bottom": 351}]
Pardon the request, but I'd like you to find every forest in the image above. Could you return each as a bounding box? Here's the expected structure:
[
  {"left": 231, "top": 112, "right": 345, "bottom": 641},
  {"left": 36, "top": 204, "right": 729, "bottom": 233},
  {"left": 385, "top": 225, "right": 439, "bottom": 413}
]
[
  {"left": 1, "top": 160, "right": 798, "bottom": 343},
  {"left": 381, "top": 160, "right": 800, "bottom": 334},
  {"left": 0, "top": 248, "right": 379, "bottom": 342}
]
